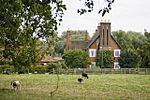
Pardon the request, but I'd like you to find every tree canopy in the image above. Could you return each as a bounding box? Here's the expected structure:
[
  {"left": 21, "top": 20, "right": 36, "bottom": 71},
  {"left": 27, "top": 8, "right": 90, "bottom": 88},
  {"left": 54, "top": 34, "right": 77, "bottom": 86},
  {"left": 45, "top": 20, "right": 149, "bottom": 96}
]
[
  {"left": 78, "top": 0, "right": 115, "bottom": 16},
  {"left": 0, "top": 0, "right": 66, "bottom": 70},
  {"left": 140, "top": 31, "right": 150, "bottom": 67},
  {"left": 112, "top": 30, "right": 150, "bottom": 68}
]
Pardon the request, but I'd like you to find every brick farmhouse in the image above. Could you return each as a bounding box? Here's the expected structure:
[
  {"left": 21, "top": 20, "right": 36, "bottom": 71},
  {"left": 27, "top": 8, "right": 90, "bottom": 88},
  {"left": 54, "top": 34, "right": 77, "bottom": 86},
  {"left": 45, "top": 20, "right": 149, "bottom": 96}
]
[{"left": 65, "top": 21, "right": 121, "bottom": 68}]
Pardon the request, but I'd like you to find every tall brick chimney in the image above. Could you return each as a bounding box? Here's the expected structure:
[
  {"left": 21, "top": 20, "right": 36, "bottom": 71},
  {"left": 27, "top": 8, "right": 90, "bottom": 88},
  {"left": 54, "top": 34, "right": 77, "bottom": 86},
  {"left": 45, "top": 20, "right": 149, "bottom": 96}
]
[
  {"left": 84, "top": 30, "right": 89, "bottom": 42},
  {"left": 98, "top": 21, "right": 111, "bottom": 47},
  {"left": 66, "top": 30, "right": 71, "bottom": 50}
]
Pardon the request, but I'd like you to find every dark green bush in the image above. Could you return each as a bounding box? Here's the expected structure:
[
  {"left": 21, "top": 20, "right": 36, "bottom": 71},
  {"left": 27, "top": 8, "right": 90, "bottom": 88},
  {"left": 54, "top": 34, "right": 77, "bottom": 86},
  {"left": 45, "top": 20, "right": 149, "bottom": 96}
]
[
  {"left": 0, "top": 65, "right": 15, "bottom": 74},
  {"left": 96, "top": 50, "right": 113, "bottom": 68},
  {"left": 0, "top": 60, "right": 13, "bottom": 65},
  {"left": 62, "top": 50, "right": 90, "bottom": 68},
  {"left": 30, "top": 66, "right": 47, "bottom": 74}
]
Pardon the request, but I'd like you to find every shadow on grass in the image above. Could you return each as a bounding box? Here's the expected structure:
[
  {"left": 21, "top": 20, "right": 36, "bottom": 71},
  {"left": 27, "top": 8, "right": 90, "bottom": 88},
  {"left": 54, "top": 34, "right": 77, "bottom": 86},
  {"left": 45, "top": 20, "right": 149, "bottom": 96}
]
[{"left": 0, "top": 88, "right": 14, "bottom": 93}]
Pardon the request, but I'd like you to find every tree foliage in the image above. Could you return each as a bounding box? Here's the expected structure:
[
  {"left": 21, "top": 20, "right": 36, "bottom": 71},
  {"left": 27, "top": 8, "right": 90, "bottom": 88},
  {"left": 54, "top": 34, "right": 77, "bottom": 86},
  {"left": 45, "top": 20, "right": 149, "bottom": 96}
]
[
  {"left": 119, "top": 50, "right": 142, "bottom": 68},
  {"left": 0, "top": 0, "right": 66, "bottom": 70},
  {"left": 96, "top": 50, "right": 113, "bottom": 68},
  {"left": 112, "top": 30, "right": 145, "bottom": 50},
  {"left": 78, "top": 0, "right": 115, "bottom": 16},
  {"left": 55, "top": 38, "right": 65, "bottom": 55},
  {"left": 61, "top": 30, "right": 90, "bottom": 41},
  {"left": 140, "top": 31, "right": 150, "bottom": 67},
  {"left": 112, "top": 30, "right": 149, "bottom": 68},
  {"left": 62, "top": 50, "right": 90, "bottom": 68}
]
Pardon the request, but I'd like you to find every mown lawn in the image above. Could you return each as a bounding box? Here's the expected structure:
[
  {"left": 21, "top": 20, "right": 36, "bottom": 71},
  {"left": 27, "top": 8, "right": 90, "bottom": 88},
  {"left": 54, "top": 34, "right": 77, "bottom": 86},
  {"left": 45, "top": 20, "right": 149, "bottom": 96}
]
[{"left": 0, "top": 74, "right": 150, "bottom": 100}]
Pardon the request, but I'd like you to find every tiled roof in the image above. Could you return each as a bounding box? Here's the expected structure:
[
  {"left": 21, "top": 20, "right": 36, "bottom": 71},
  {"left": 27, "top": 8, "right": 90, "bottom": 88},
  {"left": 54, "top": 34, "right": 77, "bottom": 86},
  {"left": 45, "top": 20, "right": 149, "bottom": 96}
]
[
  {"left": 110, "top": 35, "right": 122, "bottom": 49},
  {"left": 41, "top": 56, "right": 64, "bottom": 63},
  {"left": 71, "top": 41, "right": 89, "bottom": 50},
  {"left": 85, "top": 33, "right": 99, "bottom": 49},
  {"left": 41, "top": 56, "right": 56, "bottom": 63},
  {"left": 85, "top": 32, "right": 121, "bottom": 49}
]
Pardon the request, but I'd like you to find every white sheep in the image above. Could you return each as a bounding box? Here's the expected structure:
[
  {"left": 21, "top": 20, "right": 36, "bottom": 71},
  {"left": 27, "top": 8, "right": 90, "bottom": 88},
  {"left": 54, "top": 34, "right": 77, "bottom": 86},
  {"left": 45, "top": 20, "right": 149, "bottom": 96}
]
[{"left": 11, "top": 80, "right": 21, "bottom": 90}]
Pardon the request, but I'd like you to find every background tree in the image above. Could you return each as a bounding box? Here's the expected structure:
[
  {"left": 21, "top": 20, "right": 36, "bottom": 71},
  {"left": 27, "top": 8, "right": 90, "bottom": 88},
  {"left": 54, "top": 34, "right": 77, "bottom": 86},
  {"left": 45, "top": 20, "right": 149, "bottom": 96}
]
[
  {"left": 62, "top": 50, "right": 90, "bottom": 68},
  {"left": 119, "top": 50, "right": 142, "bottom": 68},
  {"left": 112, "top": 30, "right": 145, "bottom": 68},
  {"left": 0, "top": 0, "right": 66, "bottom": 71},
  {"left": 61, "top": 30, "right": 90, "bottom": 41},
  {"left": 112, "top": 30, "right": 145, "bottom": 50},
  {"left": 55, "top": 38, "right": 65, "bottom": 55},
  {"left": 139, "top": 31, "right": 150, "bottom": 68}
]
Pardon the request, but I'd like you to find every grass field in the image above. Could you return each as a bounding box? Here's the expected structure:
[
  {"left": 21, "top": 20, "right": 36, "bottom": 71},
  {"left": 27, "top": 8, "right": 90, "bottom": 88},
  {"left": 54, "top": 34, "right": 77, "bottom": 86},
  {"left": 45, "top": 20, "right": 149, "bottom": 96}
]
[{"left": 0, "top": 74, "right": 150, "bottom": 100}]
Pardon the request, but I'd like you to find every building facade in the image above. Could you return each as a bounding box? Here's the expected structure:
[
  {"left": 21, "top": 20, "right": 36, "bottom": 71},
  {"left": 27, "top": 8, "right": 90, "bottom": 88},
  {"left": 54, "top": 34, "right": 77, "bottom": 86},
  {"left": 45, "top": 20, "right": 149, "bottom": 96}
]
[{"left": 65, "top": 21, "right": 121, "bottom": 69}]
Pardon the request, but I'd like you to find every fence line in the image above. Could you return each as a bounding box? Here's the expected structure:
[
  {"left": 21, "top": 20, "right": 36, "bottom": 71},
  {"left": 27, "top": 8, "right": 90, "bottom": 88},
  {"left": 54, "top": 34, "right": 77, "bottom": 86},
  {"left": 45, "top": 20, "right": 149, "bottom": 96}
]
[
  {"left": 0, "top": 65, "right": 150, "bottom": 74},
  {"left": 57, "top": 68, "right": 150, "bottom": 74}
]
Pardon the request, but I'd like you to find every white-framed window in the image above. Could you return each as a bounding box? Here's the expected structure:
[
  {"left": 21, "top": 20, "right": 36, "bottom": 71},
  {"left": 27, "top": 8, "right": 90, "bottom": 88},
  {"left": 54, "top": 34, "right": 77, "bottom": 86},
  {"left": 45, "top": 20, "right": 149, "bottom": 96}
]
[
  {"left": 114, "top": 49, "right": 120, "bottom": 57},
  {"left": 114, "top": 62, "right": 120, "bottom": 69},
  {"left": 89, "top": 49, "right": 96, "bottom": 57}
]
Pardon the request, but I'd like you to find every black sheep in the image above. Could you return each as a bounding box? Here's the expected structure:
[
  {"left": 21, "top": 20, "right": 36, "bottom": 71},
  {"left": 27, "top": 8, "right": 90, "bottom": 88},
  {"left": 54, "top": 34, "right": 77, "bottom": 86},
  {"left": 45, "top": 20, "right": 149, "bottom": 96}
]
[
  {"left": 82, "top": 72, "right": 88, "bottom": 79},
  {"left": 78, "top": 77, "right": 83, "bottom": 83}
]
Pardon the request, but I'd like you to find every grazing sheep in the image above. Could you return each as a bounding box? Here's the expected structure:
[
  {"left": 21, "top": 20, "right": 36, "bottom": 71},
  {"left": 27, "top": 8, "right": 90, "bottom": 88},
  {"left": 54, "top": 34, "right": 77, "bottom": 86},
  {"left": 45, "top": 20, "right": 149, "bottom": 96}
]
[
  {"left": 82, "top": 72, "right": 88, "bottom": 79},
  {"left": 11, "top": 80, "right": 21, "bottom": 90},
  {"left": 2, "top": 70, "right": 10, "bottom": 75},
  {"left": 78, "top": 77, "right": 83, "bottom": 83}
]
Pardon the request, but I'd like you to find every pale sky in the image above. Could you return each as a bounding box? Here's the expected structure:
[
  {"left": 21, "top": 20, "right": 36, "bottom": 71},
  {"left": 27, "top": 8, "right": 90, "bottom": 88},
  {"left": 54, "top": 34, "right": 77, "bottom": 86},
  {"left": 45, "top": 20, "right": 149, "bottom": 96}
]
[{"left": 57, "top": 0, "right": 150, "bottom": 37}]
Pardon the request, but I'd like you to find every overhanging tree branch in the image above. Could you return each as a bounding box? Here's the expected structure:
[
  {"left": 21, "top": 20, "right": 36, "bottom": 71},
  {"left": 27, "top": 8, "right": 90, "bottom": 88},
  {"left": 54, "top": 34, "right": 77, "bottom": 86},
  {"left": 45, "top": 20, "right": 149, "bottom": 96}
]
[{"left": 77, "top": 0, "right": 115, "bottom": 16}]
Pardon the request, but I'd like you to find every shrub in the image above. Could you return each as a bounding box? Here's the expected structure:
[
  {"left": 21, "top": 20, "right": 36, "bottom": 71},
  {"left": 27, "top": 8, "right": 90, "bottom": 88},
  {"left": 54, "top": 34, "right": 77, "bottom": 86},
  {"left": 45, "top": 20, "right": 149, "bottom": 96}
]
[
  {"left": 96, "top": 50, "right": 113, "bottom": 68},
  {"left": 30, "top": 66, "right": 47, "bottom": 74},
  {"left": 0, "top": 65, "right": 15, "bottom": 74},
  {"left": 62, "top": 50, "right": 90, "bottom": 68}
]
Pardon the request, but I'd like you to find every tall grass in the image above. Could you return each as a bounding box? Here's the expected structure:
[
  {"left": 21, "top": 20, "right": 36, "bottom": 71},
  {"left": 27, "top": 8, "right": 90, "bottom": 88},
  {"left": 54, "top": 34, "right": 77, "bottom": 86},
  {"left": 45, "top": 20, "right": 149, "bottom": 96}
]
[{"left": 0, "top": 74, "right": 150, "bottom": 100}]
